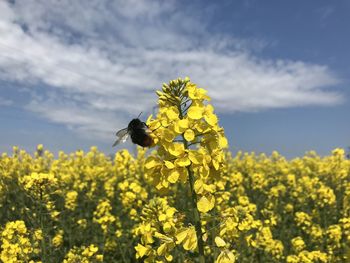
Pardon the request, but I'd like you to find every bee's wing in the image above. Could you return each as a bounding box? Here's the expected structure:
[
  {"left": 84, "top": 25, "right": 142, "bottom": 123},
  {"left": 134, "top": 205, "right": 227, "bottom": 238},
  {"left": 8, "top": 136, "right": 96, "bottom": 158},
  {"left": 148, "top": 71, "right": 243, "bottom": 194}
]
[
  {"left": 116, "top": 128, "right": 128, "bottom": 137},
  {"left": 112, "top": 128, "right": 129, "bottom": 147}
]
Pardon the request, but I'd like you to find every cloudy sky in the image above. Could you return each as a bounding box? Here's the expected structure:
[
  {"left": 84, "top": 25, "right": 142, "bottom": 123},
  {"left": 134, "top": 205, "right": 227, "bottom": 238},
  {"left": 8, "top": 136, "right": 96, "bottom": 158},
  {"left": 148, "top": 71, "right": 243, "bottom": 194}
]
[{"left": 0, "top": 0, "right": 349, "bottom": 157}]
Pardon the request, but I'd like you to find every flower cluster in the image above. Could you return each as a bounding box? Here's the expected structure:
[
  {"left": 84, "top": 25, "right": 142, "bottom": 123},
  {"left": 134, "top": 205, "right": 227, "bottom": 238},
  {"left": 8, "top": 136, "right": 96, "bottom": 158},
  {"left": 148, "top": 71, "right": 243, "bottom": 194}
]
[
  {"left": 145, "top": 78, "right": 227, "bottom": 196},
  {"left": 134, "top": 197, "right": 182, "bottom": 262},
  {"left": 0, "top": 221, "right": 41, "bottom": 262},
  {"left": 20, "top": 172, "right": 58, "bottom": 199},
  {"left": 63, "top": 244, "right": 103, "bottom": 263}
]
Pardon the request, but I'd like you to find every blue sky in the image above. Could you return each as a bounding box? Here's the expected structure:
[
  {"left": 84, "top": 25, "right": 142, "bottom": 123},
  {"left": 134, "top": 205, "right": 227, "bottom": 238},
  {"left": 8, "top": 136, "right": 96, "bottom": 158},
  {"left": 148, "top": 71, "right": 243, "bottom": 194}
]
[{"left": 0, "top": 0, "right": 349, "bottom": 158}]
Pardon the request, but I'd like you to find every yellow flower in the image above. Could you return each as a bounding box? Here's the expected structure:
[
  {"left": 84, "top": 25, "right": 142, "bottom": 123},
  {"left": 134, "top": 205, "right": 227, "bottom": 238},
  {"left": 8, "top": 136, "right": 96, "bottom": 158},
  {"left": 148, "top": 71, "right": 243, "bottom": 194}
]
[
  {"left": 197, "top": 194, "right": 215, "bottom": 213},
  {"left": 216, "top": 250, "right": 236, "bottom": 263},
  {"left": 188, "top": 105, "right": 204, "bottom": 120},
  {"left": 291, "top": 237, "right": 305, "bottom": 252},
  {"left": 176, "top": 227, "right": 197, "bottom": 251},
  {"left": 65, "top": 190, "right": 78, "bottom": 210},
  {"left": 167, "top": 143, "right": 185, "bottom": 157},
  {"left": 135, "top": 243, "right": 152, "bottom": 258},
  {"left": 165, "top": 107, "right": 179, "bottom": 120},
  {"left": 187, "top": 83, "right": 210, "bottom": 101},
  {"left": 63, "top": 245, "right": 103, "bottom": 262},
  {"left": 93, "top": 199, "right": 116, "bottom": 234},
  {"left": 215, "top": 236, "right": 227, "bottom": 248},
  {"left": 52, "top": 230, "right": 64, "bottom": 248},
  {"left": 184, "top": 129, "right": 195, "bottom": 141},
  {"left": 0, "top": 221, "right": 38, "bottom": 262}
]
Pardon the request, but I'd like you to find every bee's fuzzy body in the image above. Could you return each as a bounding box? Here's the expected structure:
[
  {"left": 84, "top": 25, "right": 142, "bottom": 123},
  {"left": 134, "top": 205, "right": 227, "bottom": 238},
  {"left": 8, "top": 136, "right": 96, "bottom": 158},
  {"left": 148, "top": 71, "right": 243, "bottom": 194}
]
[{"left": 127, "top": 119, "right": 153, "bottom": 147}]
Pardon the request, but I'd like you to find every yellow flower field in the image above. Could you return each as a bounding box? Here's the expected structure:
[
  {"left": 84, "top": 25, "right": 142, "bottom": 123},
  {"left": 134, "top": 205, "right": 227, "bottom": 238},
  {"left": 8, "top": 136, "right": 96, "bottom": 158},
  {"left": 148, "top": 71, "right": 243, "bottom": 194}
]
[{"left": 0, "top": 78, "right": 349, "bottom": 262}]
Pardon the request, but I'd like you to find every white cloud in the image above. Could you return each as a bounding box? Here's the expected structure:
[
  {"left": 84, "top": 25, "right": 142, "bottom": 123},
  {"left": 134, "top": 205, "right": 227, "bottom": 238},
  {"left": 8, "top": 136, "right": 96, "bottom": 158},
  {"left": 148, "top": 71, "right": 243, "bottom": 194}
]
[
  {"left": 25, "top": 94, "right": 126, "bottom": 141},
  {"left": 0, "top": 0, "right": 343, "bottom": 140}
]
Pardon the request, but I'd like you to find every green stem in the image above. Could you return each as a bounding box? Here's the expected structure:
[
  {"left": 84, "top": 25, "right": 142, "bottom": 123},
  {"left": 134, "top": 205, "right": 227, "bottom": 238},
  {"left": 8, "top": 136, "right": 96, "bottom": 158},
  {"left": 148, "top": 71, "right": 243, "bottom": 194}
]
[
  {"left": 187, "top": 165, "right": 206, "bottom": 263},
  {"left": 39, "top": 188, "right": 47, "bottom": 262}
]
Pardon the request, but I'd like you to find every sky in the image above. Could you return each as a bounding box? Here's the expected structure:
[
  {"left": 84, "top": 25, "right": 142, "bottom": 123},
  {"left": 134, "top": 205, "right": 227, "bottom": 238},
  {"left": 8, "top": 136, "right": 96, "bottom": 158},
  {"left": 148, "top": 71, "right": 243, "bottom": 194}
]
[{"left": 0, "top": 0, "right": 349, "bottom": 158}]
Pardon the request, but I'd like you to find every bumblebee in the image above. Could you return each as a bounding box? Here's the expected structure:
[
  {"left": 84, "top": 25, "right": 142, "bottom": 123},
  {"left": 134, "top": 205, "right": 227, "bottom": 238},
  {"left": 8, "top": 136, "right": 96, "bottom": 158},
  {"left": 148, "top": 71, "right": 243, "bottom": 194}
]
[{"left": 113, "top": 118, "right": 153, "bottom": 147}]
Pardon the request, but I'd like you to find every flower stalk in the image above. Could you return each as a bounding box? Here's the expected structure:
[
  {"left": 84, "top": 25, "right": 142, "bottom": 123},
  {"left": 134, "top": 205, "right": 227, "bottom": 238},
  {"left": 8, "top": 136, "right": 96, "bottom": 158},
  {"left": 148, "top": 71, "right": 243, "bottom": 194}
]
[
  {"left": 187, "top": 164, "right": 206, "bottom": 262},
  {"left": 183, "top": 132, "right": 205, "bottom": 262},
  {"left": 144, "top": 77, "right": 228, "bottom": 262}
]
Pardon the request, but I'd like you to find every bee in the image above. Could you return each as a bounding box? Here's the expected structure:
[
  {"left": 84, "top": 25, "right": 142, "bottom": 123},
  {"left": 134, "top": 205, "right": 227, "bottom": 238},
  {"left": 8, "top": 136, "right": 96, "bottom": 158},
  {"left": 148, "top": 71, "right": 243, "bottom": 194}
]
[{"left": 113, "top": 113, "right": 154, "bottom": 147}]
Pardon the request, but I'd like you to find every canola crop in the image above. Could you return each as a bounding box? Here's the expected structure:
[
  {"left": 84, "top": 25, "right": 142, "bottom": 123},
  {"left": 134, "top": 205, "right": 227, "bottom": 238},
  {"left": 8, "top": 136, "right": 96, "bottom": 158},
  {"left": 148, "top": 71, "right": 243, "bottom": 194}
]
[{"left": 0, "top": 78, "right": 349, "bottom": 262}]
